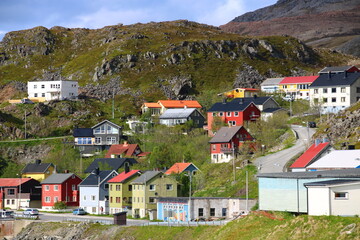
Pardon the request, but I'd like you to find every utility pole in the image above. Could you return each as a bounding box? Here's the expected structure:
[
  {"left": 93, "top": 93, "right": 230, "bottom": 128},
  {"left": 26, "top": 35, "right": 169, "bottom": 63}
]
[{"left": 24, "top": 110, "right": 27, "bottom": 139}]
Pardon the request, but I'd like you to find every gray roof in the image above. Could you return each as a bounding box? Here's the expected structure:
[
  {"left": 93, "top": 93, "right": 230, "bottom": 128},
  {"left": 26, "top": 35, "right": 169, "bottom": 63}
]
[
  {"left": 41, "top": 173, "right": 75, "bottom": 184},
  {"left": 257, "top": 168, "right": 360, "bottom": 179},
  {"left": 22, "top": 162, "right": 54, "bottom": 174},
  {"left": 310, "top": 72, "right": 360, "bottom": 88},
  {"left": 209, "top": 126, "right": 243, "bottom": 143},
  {"left": 260, "top": 78, "right": 284, "bottom": 86},
  {"left": 318, "top": 65, "right": 356, "bottom": 74},
  {"left": 304, "top": 179, "right": 360, "bottom": 187},
  {"left": 159, "top": 108, "right": 198, "bottom": 119},
  {"left": 79, "top": 170, "right": 117, "bottom": 186},
  {"left": 92, "top": 120, "right": 122, "bottom": 130},
  {"left": 131, "top": 171, "right": 162, "bottom": 184}
]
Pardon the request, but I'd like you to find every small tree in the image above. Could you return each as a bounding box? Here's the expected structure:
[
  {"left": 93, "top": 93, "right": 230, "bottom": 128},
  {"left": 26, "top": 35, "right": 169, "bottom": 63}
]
[{"left": 53, "top": 201, "right": 67, "bottom": 210}]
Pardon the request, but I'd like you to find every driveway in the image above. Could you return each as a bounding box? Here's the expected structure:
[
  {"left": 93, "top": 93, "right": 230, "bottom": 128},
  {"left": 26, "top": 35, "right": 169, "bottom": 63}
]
[{"left": 253, "top": 125, "right": 316, "bottom": 173}]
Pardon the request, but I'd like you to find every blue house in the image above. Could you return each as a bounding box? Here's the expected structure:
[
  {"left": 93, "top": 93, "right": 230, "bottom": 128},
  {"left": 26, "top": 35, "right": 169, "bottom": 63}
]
[{"left": 258, "top": 169, "right": 360, "bottom": 213}]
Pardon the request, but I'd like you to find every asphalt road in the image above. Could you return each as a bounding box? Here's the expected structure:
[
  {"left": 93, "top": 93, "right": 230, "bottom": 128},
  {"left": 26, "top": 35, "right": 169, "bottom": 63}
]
[
  {"left": 253, "top": 125, "right": 316, "bottom": 173},
  {"left": 15, "top": 211, "right": 149, "bottom": 226}
]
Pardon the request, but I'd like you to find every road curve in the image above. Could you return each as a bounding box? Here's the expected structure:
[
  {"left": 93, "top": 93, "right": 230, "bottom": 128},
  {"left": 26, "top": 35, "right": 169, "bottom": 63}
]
[{"left": 253, "top": 125, "right": 316, "bottom": 173}]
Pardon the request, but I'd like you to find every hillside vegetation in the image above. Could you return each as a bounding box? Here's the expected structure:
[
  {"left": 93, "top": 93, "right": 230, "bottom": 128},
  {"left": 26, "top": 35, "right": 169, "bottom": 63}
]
[{"left": 15, "top": 212, "right": 360, "bottom": 239}]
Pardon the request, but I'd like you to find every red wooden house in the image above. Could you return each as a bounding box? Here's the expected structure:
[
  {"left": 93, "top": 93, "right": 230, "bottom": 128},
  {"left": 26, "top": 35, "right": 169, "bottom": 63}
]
[
  {"left": 41, "top": 173, "right": 82, "bottom": 209},
  {"left": 207, "top": 98, "right": 260, "bottom": 135},
  {"left": 209, "top": 126, "right": 254, "bottom": 163}
]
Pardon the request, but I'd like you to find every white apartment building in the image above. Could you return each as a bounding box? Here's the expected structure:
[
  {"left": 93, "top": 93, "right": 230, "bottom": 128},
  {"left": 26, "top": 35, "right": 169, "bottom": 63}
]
[
  {"left": 27, "top": 80, "right": 78, "bottom": 102},
  {"left": 309, "top": 72, "right": 360, "bottom": 114}
]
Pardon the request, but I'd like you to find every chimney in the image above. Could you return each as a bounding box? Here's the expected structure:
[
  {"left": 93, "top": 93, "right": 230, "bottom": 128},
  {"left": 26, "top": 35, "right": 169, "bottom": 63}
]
[
  {"left": 35, "top": 159, "right": 41, "bottom": 165},
  {"left": 124, "top": 162, "right": 130, "bottom": 173},
  {"left": 64, "top": 169, "right": 69, "bottom": 173},
  {"left": 328, "top": 71, "right": 332, "bottom": 79},
  {"left": 228, "top": 122, "right": 232, "bottom": 128},
  {"left": 253, "top": 94, "right": 257, "bottom": 99},
  {"left": 124, "top": 141, "right": 128, "bottom": 146},
  {"left": 94, "top": 167, "right": 100, "bottom": 176},
  {"left": 111, "top": 154, "right": 116, "bottom": 158}
]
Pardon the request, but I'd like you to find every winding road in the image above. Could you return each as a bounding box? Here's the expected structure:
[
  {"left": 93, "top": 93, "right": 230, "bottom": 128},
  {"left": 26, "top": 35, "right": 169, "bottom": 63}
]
[{"left": 253, "top": 125, "right": 316, "bottom": 173}]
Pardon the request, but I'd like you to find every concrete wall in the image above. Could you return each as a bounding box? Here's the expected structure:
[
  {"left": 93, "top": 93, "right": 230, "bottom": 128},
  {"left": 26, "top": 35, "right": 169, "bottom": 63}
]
[{"left": 331, "top": 184, "right": 360, "bottom": 216}]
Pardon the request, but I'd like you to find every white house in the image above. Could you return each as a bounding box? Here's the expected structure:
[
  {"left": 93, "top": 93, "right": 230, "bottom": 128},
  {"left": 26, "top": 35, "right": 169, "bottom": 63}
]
[
  {"left": 27, "top": 80, "right": 78, "bottom": 102},
  {"left": 78, "top": 170, "right": 118, "bottom": 214},
  {"left": 309, "top": 72, "right": 360, "bottom": 114},
  {"left": 305, "top": 180, "right": 360, "bottom": 216},
  {"left": 260, "top": 78, "right": 284, "bottom": 93}
]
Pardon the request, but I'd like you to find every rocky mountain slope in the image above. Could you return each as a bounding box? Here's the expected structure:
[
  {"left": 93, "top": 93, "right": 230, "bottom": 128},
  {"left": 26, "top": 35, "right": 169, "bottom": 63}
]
[
  {"left": 221, "top": 0, "right": 360, "bottom": 57},
  {"left": 0, "top": 20, "right": 350, "bottom": 105}
]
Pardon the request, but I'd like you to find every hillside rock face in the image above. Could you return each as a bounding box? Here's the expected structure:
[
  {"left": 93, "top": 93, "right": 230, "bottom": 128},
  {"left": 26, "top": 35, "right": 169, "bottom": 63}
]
[
  {"left": 221, "top": 0, "right": 360, "bottom": 57},
  {"left": 0, "top": 20, "right": 342, "bottom": 103}
]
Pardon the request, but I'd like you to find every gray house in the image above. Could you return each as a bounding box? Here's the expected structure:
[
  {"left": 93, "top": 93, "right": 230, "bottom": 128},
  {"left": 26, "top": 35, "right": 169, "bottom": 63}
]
[
  {"left": 159, "top": 108, "right": 205, "bottom": 128},
  {"left": 73, "top": 120, "right": 122, "bottom": 156}
]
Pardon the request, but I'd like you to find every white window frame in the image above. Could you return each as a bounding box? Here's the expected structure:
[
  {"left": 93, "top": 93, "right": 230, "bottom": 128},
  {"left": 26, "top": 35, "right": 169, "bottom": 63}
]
[
  {"left": 334, "top": 192, "right": 348, "bottom": 200},
  {"left": 45, "top": 196, "right": 51, "bottom": 203},
  {"left": 149, "top": 184, "right": 156, "bottom": 191},
  {"left": 54, "top": 185, "right": 59, "bottom": 191},
  {"left": 45, "top": 185, "right": 50, "bottom": 191}
]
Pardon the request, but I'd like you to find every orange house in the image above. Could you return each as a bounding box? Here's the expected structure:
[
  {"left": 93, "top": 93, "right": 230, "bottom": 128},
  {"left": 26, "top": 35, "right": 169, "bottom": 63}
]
[{"left": 141, "top": 100, "right": 202, "bottom": 116}]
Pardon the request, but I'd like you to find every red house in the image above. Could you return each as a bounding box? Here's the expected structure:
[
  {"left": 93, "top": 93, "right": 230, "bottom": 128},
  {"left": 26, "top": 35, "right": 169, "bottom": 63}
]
[
  {"left": 209, "top": 126, "right": 254, "bottom": 163},
  {"left": 105, "top": 142, "right": 150, "bottom": 158},
  {"left": 207, "top": 98, "right": 260, "bottom": 135},
  {"left": 41, "top": 173, "right": 82, "bottom": 210}
]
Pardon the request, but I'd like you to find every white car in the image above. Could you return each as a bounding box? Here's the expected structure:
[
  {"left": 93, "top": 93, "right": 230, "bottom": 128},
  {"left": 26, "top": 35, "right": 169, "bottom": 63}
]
[{"left": 23, "top": 208, "right": 39, "bottom": 215}]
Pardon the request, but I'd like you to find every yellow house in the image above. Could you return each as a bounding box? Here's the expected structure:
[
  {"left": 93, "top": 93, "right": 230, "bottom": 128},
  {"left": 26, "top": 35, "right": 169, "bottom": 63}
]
[
  {"left": 131, "top": 171, "right": 177, "bottom": 218},
  {"left": 218, "top": 88, "right": 259, "bottom": 99},
  {"left": 107, "top": 169, "right": 141, "bottom": 214},
  {"left": 21, "top": 160, "right": 55, "bottom": 182},
  {"left": 279, "top": 76, "right": 318, "bottom": 100}
]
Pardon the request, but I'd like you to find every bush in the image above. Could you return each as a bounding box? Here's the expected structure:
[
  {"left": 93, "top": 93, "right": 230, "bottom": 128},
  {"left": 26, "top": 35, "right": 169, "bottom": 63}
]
[{"left": 53, "top": 201, "right": 67, "bottom": 210}]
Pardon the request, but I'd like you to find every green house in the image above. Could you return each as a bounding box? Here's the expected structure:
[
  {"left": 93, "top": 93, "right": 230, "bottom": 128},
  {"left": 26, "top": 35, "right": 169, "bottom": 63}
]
[
  {"left": 107, "top": 169, "right": 141, "bottom": 214},
  {"left": 131, "top": 171, "right": 177, "bottom": 218}
]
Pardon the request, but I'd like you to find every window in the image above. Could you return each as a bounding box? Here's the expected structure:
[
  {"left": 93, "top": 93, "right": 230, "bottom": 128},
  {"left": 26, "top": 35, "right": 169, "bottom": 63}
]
[
  {"left": 54, "top": 196, "right": 58, "bottom": 202},
  {"left": 45, "top": 185, "right": 50, "bottom": 191},
  {"left": 335, "top": 192, "right": 348, "bottom": 200},
  {"left": 198, "top": 208, "right": 204, "bottom": 217},
  {"left": 219, "top": 112, "right": 224, "bottom": 117},
  {"left": 166, "top": 184, "right": 173, "bottom": 190},
  {"left": 7, "top": 189, "right": 15, "bottom": 195},
  {"left": 6, "top": 200, "right": 10, "bottom": 205},
  {"left": 73, "top": 196, "right": 77, "bottom": 202},
  {"left": 222, "top": 208, "right": 227, "bottom": 217},
  {"left": 11, "top": 199, "right": 15, "bottom": 205},
  {"left": 106, "top": 137, "right": 117, "bottom": 144},
  {"left": 54, "top": 185, "right": 59, "bottom": 191},
  {"left": 72, "top": 185, "right": 76, "bottom": 191},
  {"left": 226, "top": 112, "right": 231, "bottom": 117},
  {"left": 332, "top": 97, "right": 336, "bottom": 103},
  {"left": 129, "top": 197, "right": 132, "bottom": 203},
  {"left": 331, "top": 88, "right": 336, "bottom": 93},
  {"left": 323, "top": 98, "right": 328, "bottom": 103},
  {"left": 92, "top": 207, "right": 96, "bottom": 213},
  {"left": 323, "top": 88, "right": 328, "bottom": 93},
  {"left": 128, "top": 185, "right": 132, "bottom": 191},
  {"left": 83, "top": 195, "right": 86, "bottom": 201},
  {"left": 110, "top": 197, "right": 113, "bottom": 203},
  {"left": 314, "top": 89, "right": 318, "bottom": 94},
  {"left": 34, "top": 85, "right": 37, "bottom": 89},
  {"left": 45, "top": 197, "right": 51, "bottom": 203},
  {"left": 78, "top": 137, "right": 92, "bottom": 145},
  {"left": 149, "top": 197, "right": 155, "bottom": 203},
  {"left": 110, "top": 185, "right": 113, "bottom": 191},
  {"left": 34, "top": 93, "right": 38, "bottom": 97},
  {"left": 341, "top": 87, "right": 346, "bottom": 93},
  {"left": 212, "top": 145, "right": 216, "bottom": 151},
  {"left": 210, "top": 208, "right": 215, "bottom": 217},
  {"left": 116, "top": 185, "right": 121, "bottom": 191},
  {"left": 91, "top": 195, "right": 96, "bottom": 201},
  {"left": 212, "top": 113, "right": 216, "bottom": 117},
  {"left": 341, "top": 97, "right": 346, "bottom": 102},
  {"left": 41, "top": 93, "right": 45, "bottom": 97},
  {"left": 149, "top": 184, "right": 156, "bottom": 191},
  {"left": 116, "top": 197, "right": 121, "bottom": 203},
  {"left": 234, "top": 112, "right": 239, "bottom": 116},
  {"left": 105, "top": 184, "right": 109, "bottom": 189},
  {"left": 41, "top": 85, "right": 45, "bottom": 89},
  {"left": 95, "top": 137, "right": 101, "bottom": 144}
]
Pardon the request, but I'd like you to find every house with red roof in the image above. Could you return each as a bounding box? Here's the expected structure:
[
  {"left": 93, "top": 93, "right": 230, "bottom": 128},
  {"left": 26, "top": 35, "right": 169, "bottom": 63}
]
[
  {"left": 107, "top": 169, "right": 141, "bottom": 214},
  {"left": 165, "top": 163, "right": 199, "bottom": 175},
  {"left": 0, "top": 178, "right": 41, "bottom": 209},
  {"left": 41, "top": 173, "right": 82, "bottom": 210},
  {"left": 105, "top": 142, "right": 150, "bottom": 158},
  {"left": 141, "top": 100, "right": 202, "bottom": 116},
  {"left": 209, "top": 126, "right": 255, "bottom": 163},
  {"left": 218, "top": 88, "right": 260, "bottom": 99},
  {"left": 290, "top": 140, "right": 332, "bottom": 172},
  {"left": 279, "top": 76, "right": 319, "bottom": 100}
]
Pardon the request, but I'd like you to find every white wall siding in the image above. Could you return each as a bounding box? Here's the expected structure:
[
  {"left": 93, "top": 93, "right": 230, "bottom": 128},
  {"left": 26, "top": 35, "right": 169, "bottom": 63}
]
[{"left": 307, "top": 187, "right": 330, "bottom": 215}]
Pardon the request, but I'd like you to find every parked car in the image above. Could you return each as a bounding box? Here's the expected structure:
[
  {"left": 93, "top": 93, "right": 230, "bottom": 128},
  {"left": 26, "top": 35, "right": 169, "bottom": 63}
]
[
  {"left": 0, "top": 210, "right": 14, "bottom": 218},
  {"left": 21, "top": 98, "right": 34, "bottom": 104},
  {"left": 73, "top": 208, "right": 87, "bottom": 215},
  {"left": 282, "top": 96, "right": 294, "bottom": 102},
  {"left": 23, "top": 208, "right": 39, "bottom": 215}
]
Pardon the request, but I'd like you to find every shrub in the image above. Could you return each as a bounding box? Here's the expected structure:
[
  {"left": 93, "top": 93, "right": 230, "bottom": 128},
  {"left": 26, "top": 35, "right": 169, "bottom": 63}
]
[{"left": 53, "top": 201, "right": 67, "bottom": 210}]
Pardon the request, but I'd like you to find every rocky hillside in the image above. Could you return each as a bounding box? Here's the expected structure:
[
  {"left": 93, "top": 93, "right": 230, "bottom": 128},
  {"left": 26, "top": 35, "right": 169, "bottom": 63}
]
[
  {"left": 0, "top": 20, "right": 351, "bottom": 104},
  {"left": 221, "top": 0, "right": 360, "bottom": 57}
]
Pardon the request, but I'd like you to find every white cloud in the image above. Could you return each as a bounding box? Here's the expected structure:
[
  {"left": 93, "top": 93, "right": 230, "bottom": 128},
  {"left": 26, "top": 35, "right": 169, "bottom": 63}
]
[{"left": 197, "top": 0, "right": 245, "bottom": 26}]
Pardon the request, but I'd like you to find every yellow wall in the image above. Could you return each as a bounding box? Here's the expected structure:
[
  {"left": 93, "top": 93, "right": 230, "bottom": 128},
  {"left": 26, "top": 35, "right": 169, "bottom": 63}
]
[{"left": 22, "top": 165, "right": 55, "bottom": 182}]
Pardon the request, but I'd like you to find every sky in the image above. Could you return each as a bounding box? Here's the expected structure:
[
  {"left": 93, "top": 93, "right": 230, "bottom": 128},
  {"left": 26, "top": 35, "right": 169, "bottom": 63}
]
[{"left": 0, "top": 0, "right": 277, "bottom": 40}]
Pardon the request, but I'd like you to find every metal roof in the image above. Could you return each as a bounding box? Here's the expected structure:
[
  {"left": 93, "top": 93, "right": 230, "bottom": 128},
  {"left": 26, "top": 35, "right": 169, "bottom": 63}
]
[
  {"left": 41, "top": 173, "right": 76, "bottom": 184},
  {"left": 73, "top": 128, "right": 94, "bottom": 137},
  {"left": 257, "top": 168, "right": 360, "bottom": 179},
  {"left": 159, "top": 108, "right": 198, "bottom": 119},
  {"left": 131, "top": 171, "right": 162, "bottom": 184},
  {"left": 207, "top": 97, "right": 266, "bottom": 112},
  {"left": 22, "top": 162, "right": 54, "bottom": 174},
  {"left": 79, "top": 170, "right": 117, "bottom": 186},
  {"left": 318, "top": 65, "right": 358, "bottom": 74},
  {"left": 260, "top": 78, "right": 284, "bottom": 86},
  {"left": 310, "top": 72, "right": 360, "bottom": 87},
  {"left": 307, "top": 149, "right": 360, "bottom": 169},
  {"left": 209, "top": 126, "right": 244, "bottom": 143},
  {"left": 84, "top": 158, "right": 138, "bottom": 173},
  {"left": 92, "top": 120, "right": 122, "bottom": 130},
  {"left": 304, "top": 179, "right": 360, "bottom": 187}
]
